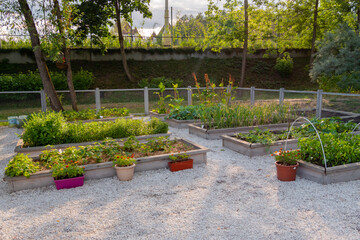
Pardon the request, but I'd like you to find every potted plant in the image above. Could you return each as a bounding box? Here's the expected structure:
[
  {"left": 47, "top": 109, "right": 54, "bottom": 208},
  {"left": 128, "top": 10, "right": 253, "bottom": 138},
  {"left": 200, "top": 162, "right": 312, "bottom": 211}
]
[
  {"left": 168, "top": 153, "right": 193, "bottom": 172},
  {"left": 113, "top": 154, "right": 136, "bottom": 181},
  {"left": 52, "top": 164, "right": 85, "bottom": 190},
  {"left": 56, "top": 57, "right": 67, "bottom": 70},
  {"left": 272, "top": 149, "right": 301, "bottom": 181}
]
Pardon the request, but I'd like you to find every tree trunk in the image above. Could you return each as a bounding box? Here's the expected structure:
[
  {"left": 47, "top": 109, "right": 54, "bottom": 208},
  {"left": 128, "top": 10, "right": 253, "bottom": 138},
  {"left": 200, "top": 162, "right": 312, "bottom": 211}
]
[
  {"left": 53, "top": 0, "right": 78, "bottom": 111},
  {"left": 310, "top": 0, "right": 319, "bottom": 66},
  {"left": 240, "top": 0, "right": 248, "bottom": 89},
  {"left": 18, "top": 0, "right": 63, "bottom": 111},
  {"left": 115, "top": 0, "right": 135, "bottom": 82}
]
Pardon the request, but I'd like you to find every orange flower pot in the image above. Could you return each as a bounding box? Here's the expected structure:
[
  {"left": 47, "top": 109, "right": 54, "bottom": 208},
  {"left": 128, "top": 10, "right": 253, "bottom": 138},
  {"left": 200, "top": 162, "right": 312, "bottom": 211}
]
[
  {"left": 168, "top": 159, "right": 193, "bottom": 172},
  {"left": 275, "top": 162, "right": 299, "bottom": 181}
]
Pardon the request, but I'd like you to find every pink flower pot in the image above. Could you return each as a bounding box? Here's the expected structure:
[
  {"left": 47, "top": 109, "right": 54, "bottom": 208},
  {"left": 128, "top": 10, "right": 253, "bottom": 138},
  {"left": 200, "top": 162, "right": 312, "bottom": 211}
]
[{"left": 54, "top": 176, "right": 84, "bottom": 190}]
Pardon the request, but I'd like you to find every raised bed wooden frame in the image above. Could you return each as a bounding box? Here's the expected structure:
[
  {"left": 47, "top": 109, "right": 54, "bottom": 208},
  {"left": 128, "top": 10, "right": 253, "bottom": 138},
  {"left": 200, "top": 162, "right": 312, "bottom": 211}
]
[{"left": 5, "top": 139, "right": 209, "bottom": 192}]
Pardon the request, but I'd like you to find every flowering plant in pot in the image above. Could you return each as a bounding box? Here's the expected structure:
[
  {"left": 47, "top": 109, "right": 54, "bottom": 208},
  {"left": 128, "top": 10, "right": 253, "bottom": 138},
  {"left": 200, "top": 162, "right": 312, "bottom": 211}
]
[
  {"left": 52, "top": 164, "right": 85, "bottom": 190},
  {"left": 168, "top": 153, "right": 193, "bottom": 172},
  {"left": 272, "top": 149, "right": 301, "bottom": 181},
  {"left": 112, "top": 154, "right": 136, "bottom": 181}
]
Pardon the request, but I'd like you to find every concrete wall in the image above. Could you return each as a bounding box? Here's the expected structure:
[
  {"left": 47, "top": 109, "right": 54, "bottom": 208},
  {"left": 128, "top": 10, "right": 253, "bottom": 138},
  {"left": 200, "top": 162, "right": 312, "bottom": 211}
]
[{"left": 0, "top": 48, "right": 311, "bottom": 64}]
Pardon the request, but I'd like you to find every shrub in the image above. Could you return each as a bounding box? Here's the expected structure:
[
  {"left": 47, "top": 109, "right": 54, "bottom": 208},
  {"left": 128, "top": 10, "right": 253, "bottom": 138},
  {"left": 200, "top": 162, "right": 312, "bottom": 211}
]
[
  {"left": 274, "top": 53, "right": 293, "bottom": 77},
  {"left": 22, "top": 112, "right": 66, "bottom": 147},
  {"left": 0, "top": 69, "right": 94, "bottom": 92},
  {"left": 22, "top": 112, "right": 168, "bottom": 147},
  {"left": 5, "top": 154, "right": 40, "bottom": 178},
  {"left": 138, "top": 76, "right": 183, "bottom": 88}
]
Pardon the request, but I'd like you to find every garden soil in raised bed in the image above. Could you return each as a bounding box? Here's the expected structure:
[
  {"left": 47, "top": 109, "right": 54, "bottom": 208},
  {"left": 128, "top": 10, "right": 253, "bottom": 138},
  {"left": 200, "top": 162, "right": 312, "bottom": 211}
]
[{"left": 0, "top": 125, "right": 359, "bottom": 239}]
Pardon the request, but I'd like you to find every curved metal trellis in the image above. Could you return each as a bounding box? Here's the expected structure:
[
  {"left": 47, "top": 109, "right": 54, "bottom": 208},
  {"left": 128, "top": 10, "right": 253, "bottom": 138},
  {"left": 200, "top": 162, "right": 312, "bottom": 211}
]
[{"left": 284, "top": 117, "right": 328, "bottom": 172}]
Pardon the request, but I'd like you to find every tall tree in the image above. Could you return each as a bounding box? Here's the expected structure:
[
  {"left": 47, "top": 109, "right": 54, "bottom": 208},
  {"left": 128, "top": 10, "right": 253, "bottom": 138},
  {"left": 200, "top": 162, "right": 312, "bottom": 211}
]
[
  {"left": 240, "top": 0, "right": 248, "bottom": 88},
  {"left": 310, "top": 0, "right": 319, "bottom": 65},
  {"left": 53, "top": 0, "right": 78, "bottom": 111},
  {"left": 18, "top": 0, "right": 64, "bottom": 111},
  {"left": 73, "top": 0, "right": 152, "bottom": 83}
]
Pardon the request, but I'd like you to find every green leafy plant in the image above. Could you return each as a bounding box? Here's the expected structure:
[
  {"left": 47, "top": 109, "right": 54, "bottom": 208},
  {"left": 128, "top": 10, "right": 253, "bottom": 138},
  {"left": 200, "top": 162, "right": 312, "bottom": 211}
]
[
  {"left": 123, "top": 136, "right": 140, "bottom": 152},
  {"left": 22, "top": 113, "right": 168, "bottom": 147},
  {"left": 298, "top": 133, "right": 360, "bottom": 167},
  {"left": 169, "top": 153, "right": 191, "bottom": 162},
  {"left": 273, "top": 149, "right": 301, "bottom": 166},
  {"left": 52, "top": 163, "right": 84, "bottom": 180},
  {"left": 153, "top": 82, "right": 171, "bottom": 114},
  {"left": 139, "top": 76, "right": 183, "bottom": 88},
  {"left": 274, "top": 53, "right": 293, "bottom": 77},
  {"left": 168, "top": 83, "right": 184, "bottom": 109},
  {"left": 113, "top": 154, "right": 136, "bottom": 167},
  {"left": 5, "top": 154, "right": 40, "bottom": 178}
]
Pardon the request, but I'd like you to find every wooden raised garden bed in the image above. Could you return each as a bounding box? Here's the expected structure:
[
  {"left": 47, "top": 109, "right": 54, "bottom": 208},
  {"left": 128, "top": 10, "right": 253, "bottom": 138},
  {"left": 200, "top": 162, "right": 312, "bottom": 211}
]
[
  {"left": 222, "top": 135, "right": 298, "bottom": 157},
  {"left": 189, "top": 122, "right": 302, "bottom": 140},
  {"left": 165, "top": 118, "right": 201, "bottom": 129},
  {"left": 149, "top": 111, "right": 167, "bottom": 120},
  {"left": 67, "top": 115, "right": 133, "bottom": 123},
  {"left": 4, "top": 139, "right": 209, "bottom": 192},
  {"left": 297, "top": 160, "right": 360, "bottom": 185},
  {"left": 15, "top": 132, "right": 171, "bottom": 158}
]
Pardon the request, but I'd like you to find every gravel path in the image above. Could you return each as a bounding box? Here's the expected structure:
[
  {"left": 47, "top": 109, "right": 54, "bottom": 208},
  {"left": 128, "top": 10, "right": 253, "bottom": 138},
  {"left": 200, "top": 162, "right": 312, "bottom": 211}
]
[{"left": 0, "top": 126, "right": 359, "bottom": 240}]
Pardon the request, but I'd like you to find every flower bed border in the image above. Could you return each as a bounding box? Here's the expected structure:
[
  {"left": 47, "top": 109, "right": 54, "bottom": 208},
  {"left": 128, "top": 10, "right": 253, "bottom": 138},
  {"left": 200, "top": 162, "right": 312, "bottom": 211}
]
[
  {"left": 165, "top": 118, "right": 201, "bottom": 129},
  {"left": 222, "top": 135, "right": 298, "bottom": 157},
  {"left": 4, "top": 139, "right": 209, "bottom": 192},
  {"left": 14, "top": 132, "right": 171, "bottom": 158},
  {"left": 67, "top": 115, "right": 133, "bottom": 123},
  {"left": 188, "top": 122, "right": 302, "bottom": 140},
  {"left": 297, "top": 160, "right": 360, "bottom": 184},
  {"left": 149, "top": 111, "right": 167, "bottom": 120}
]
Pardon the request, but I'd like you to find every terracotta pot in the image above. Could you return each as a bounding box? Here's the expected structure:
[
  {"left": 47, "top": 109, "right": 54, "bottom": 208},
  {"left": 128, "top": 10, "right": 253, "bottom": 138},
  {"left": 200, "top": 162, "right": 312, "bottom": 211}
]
[
  {"left": 54, "top": 175, "right": 84, "bottom": 190},
  {"left": 168, "top": 159, "right": 193, "bottom": 172},
  {"left": 115, "top": 164, "right": 135, "bottom": 181},
  {"left": 275, "top": 162, "right": 299, "bottom": 181},
  {"left": 56, "top": 62, "right": 67, "bottom": 70}
]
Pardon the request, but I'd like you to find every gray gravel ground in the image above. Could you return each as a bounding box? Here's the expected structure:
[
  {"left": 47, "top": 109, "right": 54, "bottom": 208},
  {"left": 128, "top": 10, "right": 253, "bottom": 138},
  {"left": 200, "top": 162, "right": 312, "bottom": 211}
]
[{"left": 0, "top": 126, "right": 360, "bottom": 240}]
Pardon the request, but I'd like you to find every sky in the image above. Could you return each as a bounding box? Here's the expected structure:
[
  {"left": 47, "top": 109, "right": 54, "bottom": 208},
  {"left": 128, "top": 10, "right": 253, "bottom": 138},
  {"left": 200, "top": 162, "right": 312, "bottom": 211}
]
[{"left": 134, "top": 0, "right": 213, "bottom": 36}]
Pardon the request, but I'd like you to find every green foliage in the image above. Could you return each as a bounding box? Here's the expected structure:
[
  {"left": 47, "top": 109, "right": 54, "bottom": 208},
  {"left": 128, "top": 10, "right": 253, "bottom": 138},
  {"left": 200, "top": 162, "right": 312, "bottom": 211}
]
[
  {"left": 274, "top": 53, "right": 294, "bottom": 77},
  {"left": 123, "top": 136, "right": 140, "bottom": 152},
  {"left": 298, "top": 133, "right": 360, "bottom": 167},
  {"left": 138, "top": 77, "right": 183, "bottom": 88},
  {"left": 310, "top": 24, "right": 360, "bottom": 92},
  {"left": 112, "top": 155, "right": 136, "bottom": 167},
  {"left": 199, "top": 103, "right": 295, "bottom": 130},
  {"left": 169, "top": 153, "right": 191, "bottom": 162},
  {"left": 0, "top": 69, "right": 94, "bottom": 92},
  {"left": 273, "top": 149, "right": 301, "bottom": 166},
  {"left": 22, "top": 112, "right": 67, "bottom": 147},
  {"left": 167, "top": 105, "right": 203, "bottom": 120},
  {"left": 61, "top": 107, "right": 129, "bottom": 121},
  {"left": 153, "top": 82, "right": 171, "bottom": 114},
  {"left": 5, "top": 154, "right": 40, "bottom": 178},
  {"left": 52, "top": 164, "right": 84, "bottom": 180},
  {"left": 22, "top": 112, "right": 168, "bottom": 147}
]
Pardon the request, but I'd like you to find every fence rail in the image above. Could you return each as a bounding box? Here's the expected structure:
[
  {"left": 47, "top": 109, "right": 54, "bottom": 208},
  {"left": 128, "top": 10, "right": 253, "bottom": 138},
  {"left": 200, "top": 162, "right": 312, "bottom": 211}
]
[{"left": 1, "top": 87, "right": 360, "bottom": 120}]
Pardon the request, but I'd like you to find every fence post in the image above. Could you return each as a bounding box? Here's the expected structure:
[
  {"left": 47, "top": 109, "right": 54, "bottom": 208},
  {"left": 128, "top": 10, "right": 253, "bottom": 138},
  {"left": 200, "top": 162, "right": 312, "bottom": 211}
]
[
  {"left": 95, "top": 88, "right": 101, "bottom": 113},
  {"left": 316, "top": 89, "right": 323, "bottom": 118},
  {"left": 250, "top": 86, "right": 255, "bottom": 105},
  {"left": 144, "top": 87, "right": 149, "bottom": 115},
  {"left": 40, "top": 90, "right": 47, "bottom": 112},
  {"left": 279, "top": 88, "right": 285, "bottom": 105},
  {"left": 187, "top": 86, "right": 192, "bottom": 106}
]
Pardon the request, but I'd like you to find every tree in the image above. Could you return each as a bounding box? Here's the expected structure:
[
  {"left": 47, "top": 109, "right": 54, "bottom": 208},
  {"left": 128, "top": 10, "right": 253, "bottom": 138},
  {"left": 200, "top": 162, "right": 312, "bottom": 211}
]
[
  {"left": 309, "top": 0, "right": 319, "bottom": 65},
  {"left": 73, "top": 0, "right": 152, "bottom": 82},
  {"left": 310, "top": 24, "right": 360, "bottom": 92},
  {"left": 53, "top": 0, "right": 78, "bottom": 111},
  {"left": 17, "top": 0, "right": 64, "bottom": 111}
]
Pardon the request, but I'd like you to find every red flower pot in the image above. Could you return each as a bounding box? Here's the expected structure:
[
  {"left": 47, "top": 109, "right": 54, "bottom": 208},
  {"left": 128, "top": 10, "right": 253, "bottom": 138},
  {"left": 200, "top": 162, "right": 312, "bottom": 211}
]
[
  {"left": 275, "top": 162, "right": 299, "bottom": 181},
  {"left": 54, "top": 176, "right": 84, "bottom": 190},
  {"left": 168, "top": 159, "right": 193, "bottom": 172}
]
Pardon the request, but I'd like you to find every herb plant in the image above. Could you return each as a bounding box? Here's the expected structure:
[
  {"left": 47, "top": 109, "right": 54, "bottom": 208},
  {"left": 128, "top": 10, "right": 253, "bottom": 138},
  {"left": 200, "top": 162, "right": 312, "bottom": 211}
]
[{"left": 5, "top": 154, "right": 40, "bottom": 178}]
